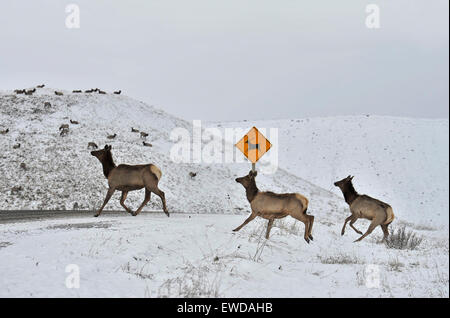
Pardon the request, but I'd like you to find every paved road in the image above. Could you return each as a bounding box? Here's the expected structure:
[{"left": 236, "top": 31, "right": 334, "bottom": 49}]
[{"left": 0, "top": 210, "right": 170, "bottom": 224}]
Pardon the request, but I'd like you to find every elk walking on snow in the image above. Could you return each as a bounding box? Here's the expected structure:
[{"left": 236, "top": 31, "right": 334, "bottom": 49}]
[
  {"left": 140, "top": 131, "right": 149, "bottom": 139},
  {"left": 114, "top": 90, "right": 121, "bottom": 95},
  {"left": 88, "top": 142, "right": 98, "bottom": 149},
  {"left": 0, "top": 128, "right": 10, "bottom": 135},
  {"left": 234, "top": 170, "right": 314, "bottom": 242},
  {"left": 334, "top": 175, "right": 395, "bottom": 242},
  {"left": 143, "top": 141, "right": 152, "bottom": 147},
  {"left": 90, "top": 145, "right": 169, "bottom": 217},
  {"left": 131, "top": 127, "right": 139, "bottom": 133},
  {"left": 59, "top": 124, "right": 69, "bottom": 130},
  {"left": 54, "top": 91, "right": 63, "bottom": 96},
  {"left": 107, "top": 133, "right": 117, "bottom": 139},
  {"left": 72, "top": 90, "right": 82, "bottom": 93},
  {"left": 37, "top": 84, "right": 45, "bottom": 88},
  {"left": 70, "top": 119, "right": 79, "bottom": 124}
]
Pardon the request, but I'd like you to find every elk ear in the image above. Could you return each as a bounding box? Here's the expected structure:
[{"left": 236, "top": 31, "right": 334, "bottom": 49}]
[{"left": 350, "top": 175, "right": 354, "bottom": 180}]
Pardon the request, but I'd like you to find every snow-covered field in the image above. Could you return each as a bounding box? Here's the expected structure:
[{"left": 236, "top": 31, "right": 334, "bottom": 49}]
[
  {"left": 0, "top": 89, "right": 448, "bottom": 297},
  {"left": 1, "top": 214, "right": 448, "bottom": 297}
]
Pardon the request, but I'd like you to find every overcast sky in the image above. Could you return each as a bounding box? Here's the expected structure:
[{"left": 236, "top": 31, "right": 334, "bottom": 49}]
[{"left": 0, "top": 0, "right": 448, "bottom": 121}]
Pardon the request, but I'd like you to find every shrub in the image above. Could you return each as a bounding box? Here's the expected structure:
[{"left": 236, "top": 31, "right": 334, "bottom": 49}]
[{"left": 385, "top": 226, "right": 423, "bottom": 250}]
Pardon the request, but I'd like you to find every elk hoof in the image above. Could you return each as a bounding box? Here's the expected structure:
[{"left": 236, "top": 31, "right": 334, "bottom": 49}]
[
  {"left": 165, "top": 211, "right": 170, "bottom": 217},
  {"left": 309, "top": 235, "right": 314, "bottom": 241},
  {"left": 305, "top": 237, "right": 310, "bottom": 244}
]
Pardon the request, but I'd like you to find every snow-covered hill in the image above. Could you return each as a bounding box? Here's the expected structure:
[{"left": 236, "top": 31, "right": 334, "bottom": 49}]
[
  {"left": 208, "top": 116, "right": 449, "bottom": 228},
  {"left": 0, "top": 88, "right": 337, "bottom": 217}
]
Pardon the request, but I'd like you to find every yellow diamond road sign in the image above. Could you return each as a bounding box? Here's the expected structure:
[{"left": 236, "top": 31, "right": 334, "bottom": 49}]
[{"left": 235, "top": 127, "right": 272, "bottom": 164}]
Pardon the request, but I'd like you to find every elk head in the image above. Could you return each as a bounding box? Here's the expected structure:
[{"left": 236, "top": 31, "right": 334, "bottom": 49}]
[
  {"left": 235, "top": 170, "right": 258, "bottom": 188},
  {"left": 91, "top": 144, "right": 112, "bottom": 161},
  {"left": 334, "top": 175, "right": 354, "bottom": 189}
]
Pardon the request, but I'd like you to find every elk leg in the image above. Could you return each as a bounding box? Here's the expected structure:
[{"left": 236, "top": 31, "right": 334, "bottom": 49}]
[
  {"left": 380, "top": 224, "right": 389, "bottom": 242},
  {"left": 341, "top": 215, "right": 352, "bottom": 236},
  {"left": 265, "top": 219, "right": 274, "bottom": 239},
  {"left": 233, "top": 213, "right": 257, "bottom": 232},
  {"left": 349, "top": 217, "right": 363, "bottom": 235},
  {"left": 290, "top": 213, "right": 310, "bottom": 243},
  {"left": 120, "top": 191, "right": 133, "bottom": 214},
  {"left": 308, "top": 215, "right": 315, "bottom": 240},
  {"left": 133, "top": 189, "right": 151, "bottom": 216},
  {"left": 152, "top": 188, "right": 169, "bottom": 217},
  {"left": 94, "top": 187, "right": 115, "bottom": 217},
  {"left": 354, "top": 219, "right": 381, "bottom": 242}
]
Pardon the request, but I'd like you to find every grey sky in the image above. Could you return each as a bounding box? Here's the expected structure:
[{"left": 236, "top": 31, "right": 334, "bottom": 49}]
[{"left": 0, "top": 0, "right": 448, "bottom": 121}]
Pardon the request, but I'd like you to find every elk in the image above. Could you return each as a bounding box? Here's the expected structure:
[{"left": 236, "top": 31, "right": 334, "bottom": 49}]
[
  {"left": 44, "top": 102, "right": 51, "bottom": 107},
  {"left": 140, "top": 131, "right": 149, "bottom": 139},
  {"left": 60, "top": 127, "right": 69, "bottom": 136},
  {"left": 90, "top": 145, "right": 169, "bottom": 217},
  {"left": 107, "top": 133, "right": 117, "bottom": 139},
  {"left": 334, "top": 175, "right": 395, "bottom": 242},
  {"left": 98, "top": 90, "right": 106, "bottom": 94},
  {"left": 88, "top": 142, "right": 98, "bottom": 149},
  {"left": 24, "top": 90, "right": 34, "bottom": 95},
  {"left": 189, "top": 172, "right": 197, "bottom": 178},
  {"left": 0, "top": 128, "right": 9, "bottom": 135},
  {"left": 55, "top": 91, "right": 63, "bottom": 96},
  {"left": 37, "top": 84, "right": 45, "bottom": 88},
  {"left": 143, "top": 141, "right": 152, "bottom": 147},
  {"left": 85, "top": 89, "right": 94, "bottom": 93},
  {"left": 72, "top": 90, "right": 82, "bottom": 93},
  {"left": 14, "top": 89, "right": 25, "bottom": 94},
  {"left": 131, "top": 127, "right": 139, "bottom": 133},
  {"left": 13, "top": 143, "right": 21, "bottom": 149},
  {"left": 234, "top": 170, "right": 314, "bottom": 242},
  {"left": 114, "top": 90, "right": 121, "bottom": 95},
  {"left": 70, "top": 119, "right": 79, "bottom": 124},
  {"left": 59, "top": 124, "right": 69, "bottom": 130}
]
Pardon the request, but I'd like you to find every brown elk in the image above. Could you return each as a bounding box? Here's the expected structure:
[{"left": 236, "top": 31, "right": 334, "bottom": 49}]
[
  {"left": 0, "top": 128, "right": 9, "bottom": 135},
  {"left": 14, "top": 89, "right": 25, "bottom": 94},
  {"left": 234, "top": 170, "right": 314, "bottom": 242},
  {"left": 70, "top": 119, "right": 79, "bottom": 124},
  {"left": 88, "top": 142, "right": 98, "bottom": 149},
  {"left": 90, "top": 145, "right": 169, "bottom": 217},
  {"left": 334, "top": 175, "right": 395, "bottom": 242},
  {"left": 59, "top": 124, "right": 69, "bottom": 130},
  {"left": 24, "top": 90, "right": 34, "bottom": 95},
  {"left": 114, "top": 90, "right": 121, "bottom": 95},
  {"left": 44, "top": 102, "right": 51, "bottom": 107},
  {"left": 55, "top": 91, "right": 63, "bottom": 96},
  {"left": 72, "top": 90, "right": 82, "bottom": 93},
  {"left": 98, "top": 90, "right": 106, "bottom": 94},
  {"left": 37, "top": 84, "right": 45, "bottom": 88},
  {"left": 107, "top": 133, "right": 117, "bottom": 139},
  {"left": 85, "top": 89, "right": 94, "bottom": 93},
  {"left": 13, "top": 143, "right": 21, "bottom": 149},
  {"left": 140, "top": 132, "right": 149, "bottom": 139},
  {"left": 131, "top": 127, "right": 139, "bottom": 133},
  {"left": 143, "top": 141, "right": 152, "bottom": 147}
]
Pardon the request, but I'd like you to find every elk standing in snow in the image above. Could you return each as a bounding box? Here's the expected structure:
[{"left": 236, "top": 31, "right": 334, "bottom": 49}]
[
  {"left": 59, "top": 124, "right": 69, "bottom": 131},
  {"left": 107, "top": 133, "right": 117, "bottom": 139},
  {"left": 72, "top": 90, "right": 82, "bottom": 93},
  {"left": 14, "top": 89, "right": 25, "bottom": 94},
  {"left": 0, "top": 128, "right": 9, "bottom": 135},
  {"left": 143, "top": 141, "right": 152, "bottom": 147},
  {"left": 70, "top": 119, "right": 79, "bottom": 124},
  {"left": 334, "top": 175, "right": 395, "bottom": 242},
  {"left": 98, "top": 90, "right": 106, "bottom": 94},
  {"left": 131, "top": 127, "right": 139, "bottom": 133},
  {"left": 114, "top": 90, "right": 121, "bottom": 95},
  {"left": 37, "top": 84, "right": 45, "bottom": 88},
  {"left": 88, "top": 142, "right": 98, "bottom": 149},
  {"left": 13, "top": 143, "right": 21, "bottom": 149},
  {"left": 55, "top": 91, "right": 63, "bottom": 96},
  {"left": 90, "top": 145, "right": 169, "bottom": 217},
  {"left": 140, "top": 131, "right": 149, "bottom": 139},
  {"left": 234, "top": 170, "right": 314, "bottom": 242}
]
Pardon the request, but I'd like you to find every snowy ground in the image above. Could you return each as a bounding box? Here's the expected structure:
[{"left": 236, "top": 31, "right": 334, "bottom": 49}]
[
  {"left": 1, "top": 213, "right": 448, "bottom": 298},
  {"left": 0, "top": 88, "right": 448, "bottom": 297}
]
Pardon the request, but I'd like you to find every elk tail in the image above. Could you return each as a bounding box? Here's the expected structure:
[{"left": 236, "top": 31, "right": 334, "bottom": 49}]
[
  {"left": 294, "top": 194, "right": 309, "bottom": 213},
  {"left": 384, "top": 206, "right": 395, "bottom": 225},
  {"left": 150, "top": 164, "right": 162, "bottom": 181}
]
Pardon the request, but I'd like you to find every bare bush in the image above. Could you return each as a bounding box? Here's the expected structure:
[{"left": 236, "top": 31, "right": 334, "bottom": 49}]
[
  {"left": 318, "top": 253, "right": 362, "bottom": 265},
  {"left": 385, "top": 226, "right": 423, "bottom": 250},
  {"left": 158, "top": 264, "right": 221, "bottom": 298}
]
